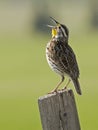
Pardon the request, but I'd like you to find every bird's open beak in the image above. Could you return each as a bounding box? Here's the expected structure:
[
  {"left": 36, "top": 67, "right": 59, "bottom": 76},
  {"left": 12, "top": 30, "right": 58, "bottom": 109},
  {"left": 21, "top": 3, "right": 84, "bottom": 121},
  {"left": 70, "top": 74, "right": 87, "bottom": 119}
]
[
  {"left": 46, "top": 17, "right": 60, "bottom": 28},
  {"left": 46, "top": 17, "right": 60, "bottom": 37}
]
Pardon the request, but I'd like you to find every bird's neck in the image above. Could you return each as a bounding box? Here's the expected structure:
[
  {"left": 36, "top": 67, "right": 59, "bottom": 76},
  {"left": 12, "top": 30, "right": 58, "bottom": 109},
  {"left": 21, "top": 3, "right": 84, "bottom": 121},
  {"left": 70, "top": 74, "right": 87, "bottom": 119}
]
[{"left": 52, "top": 36, "right": 68, "bottom": 44}]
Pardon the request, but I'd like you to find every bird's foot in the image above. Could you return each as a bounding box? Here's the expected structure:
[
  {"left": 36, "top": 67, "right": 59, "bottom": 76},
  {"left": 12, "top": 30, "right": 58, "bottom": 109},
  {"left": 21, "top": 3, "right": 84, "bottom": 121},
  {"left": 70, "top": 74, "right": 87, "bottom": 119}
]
[
  {"left": 48, "top": 89, "right": 58, "bottom": 94},
  {"left": 60, "top": 86, "right": 67, "bottom": 91},
  {"left": 61, "top": 79, "right": 71, "bottom": 91}
]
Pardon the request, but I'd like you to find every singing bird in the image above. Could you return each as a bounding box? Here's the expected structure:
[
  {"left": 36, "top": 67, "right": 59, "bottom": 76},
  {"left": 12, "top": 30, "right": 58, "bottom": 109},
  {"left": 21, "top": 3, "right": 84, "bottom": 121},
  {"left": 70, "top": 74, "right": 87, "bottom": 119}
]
[{"left": 46, "top": 17, "right": 82, "bottom": 95}]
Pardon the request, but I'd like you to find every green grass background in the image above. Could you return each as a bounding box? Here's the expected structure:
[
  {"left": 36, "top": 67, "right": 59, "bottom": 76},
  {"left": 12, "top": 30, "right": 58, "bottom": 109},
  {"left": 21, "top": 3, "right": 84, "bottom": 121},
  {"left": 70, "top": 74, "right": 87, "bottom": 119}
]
[{"left": 0, "top": 32, "right": 98, "bottom": 130}]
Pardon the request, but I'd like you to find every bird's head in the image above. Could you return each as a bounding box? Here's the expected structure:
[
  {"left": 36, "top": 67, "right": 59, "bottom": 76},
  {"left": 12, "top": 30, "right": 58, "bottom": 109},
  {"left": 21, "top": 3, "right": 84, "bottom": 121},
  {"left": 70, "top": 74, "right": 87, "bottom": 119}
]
[{"left": 47, "top": 17, "right": 69, "bottom": 41}]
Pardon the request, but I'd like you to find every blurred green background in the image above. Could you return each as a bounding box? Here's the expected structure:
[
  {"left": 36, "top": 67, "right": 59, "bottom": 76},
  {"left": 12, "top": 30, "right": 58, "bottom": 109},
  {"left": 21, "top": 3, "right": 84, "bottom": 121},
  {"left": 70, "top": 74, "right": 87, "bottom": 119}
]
[{"left": 0, "top": 0, "right": 98, "bottom": 130}]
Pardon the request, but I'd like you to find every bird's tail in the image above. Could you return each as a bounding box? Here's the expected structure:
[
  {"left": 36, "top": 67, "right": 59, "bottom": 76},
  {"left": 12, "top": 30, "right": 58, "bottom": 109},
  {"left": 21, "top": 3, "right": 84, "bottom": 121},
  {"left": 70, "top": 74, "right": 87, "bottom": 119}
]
[{"left": 72, "top": 78, "right": 82, "bottom": 95}]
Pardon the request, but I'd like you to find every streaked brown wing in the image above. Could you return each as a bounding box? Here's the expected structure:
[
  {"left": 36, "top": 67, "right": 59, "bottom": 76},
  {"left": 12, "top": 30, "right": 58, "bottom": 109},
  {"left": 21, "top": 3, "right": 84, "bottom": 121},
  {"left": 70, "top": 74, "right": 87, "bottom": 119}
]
[{"left": 54, "top": 41, "right": 79, "bottom": 78}]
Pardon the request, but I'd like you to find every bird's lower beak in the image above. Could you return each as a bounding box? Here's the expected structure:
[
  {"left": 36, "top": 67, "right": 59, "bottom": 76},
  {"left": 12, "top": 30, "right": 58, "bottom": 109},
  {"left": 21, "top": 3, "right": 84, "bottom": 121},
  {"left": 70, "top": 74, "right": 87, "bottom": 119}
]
[{"left": 46, "top": 25, "right": 55, "bottom": 28}]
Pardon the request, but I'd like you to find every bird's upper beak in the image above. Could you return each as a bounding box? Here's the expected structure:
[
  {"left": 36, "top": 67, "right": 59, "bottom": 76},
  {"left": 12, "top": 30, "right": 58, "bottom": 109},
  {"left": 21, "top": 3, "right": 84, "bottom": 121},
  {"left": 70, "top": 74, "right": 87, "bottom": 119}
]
[{"left": 50, "top": 17, "right": 60, "bottom": 25}]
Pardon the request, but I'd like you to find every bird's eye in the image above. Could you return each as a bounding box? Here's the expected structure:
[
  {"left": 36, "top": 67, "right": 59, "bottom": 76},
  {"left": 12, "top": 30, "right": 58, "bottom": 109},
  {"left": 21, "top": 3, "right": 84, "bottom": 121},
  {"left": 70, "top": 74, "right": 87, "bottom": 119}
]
[{"left": 59, "top": 26, "right": 61, "bottom": 29}]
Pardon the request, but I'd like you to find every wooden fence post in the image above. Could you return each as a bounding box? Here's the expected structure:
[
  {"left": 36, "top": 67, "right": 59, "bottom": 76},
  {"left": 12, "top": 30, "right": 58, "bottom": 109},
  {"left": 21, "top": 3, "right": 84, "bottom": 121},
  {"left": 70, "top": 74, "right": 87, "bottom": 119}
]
[{"left": 38, "top": 89, "right": 81, "bottom": 130}]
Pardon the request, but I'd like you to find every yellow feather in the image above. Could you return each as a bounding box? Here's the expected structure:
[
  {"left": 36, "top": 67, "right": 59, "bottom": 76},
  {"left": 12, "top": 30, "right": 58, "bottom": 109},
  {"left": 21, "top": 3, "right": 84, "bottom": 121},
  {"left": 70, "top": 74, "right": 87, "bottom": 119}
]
[{"left": 52, "top": 29, "right": 57, "bottom": 37}]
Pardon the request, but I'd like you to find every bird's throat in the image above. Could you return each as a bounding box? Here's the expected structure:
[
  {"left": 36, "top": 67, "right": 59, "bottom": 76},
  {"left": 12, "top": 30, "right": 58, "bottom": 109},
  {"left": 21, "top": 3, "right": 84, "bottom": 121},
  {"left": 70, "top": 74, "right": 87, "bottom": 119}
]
[{"left": 52, "top": 28, "right": 57, "bottom": 38}]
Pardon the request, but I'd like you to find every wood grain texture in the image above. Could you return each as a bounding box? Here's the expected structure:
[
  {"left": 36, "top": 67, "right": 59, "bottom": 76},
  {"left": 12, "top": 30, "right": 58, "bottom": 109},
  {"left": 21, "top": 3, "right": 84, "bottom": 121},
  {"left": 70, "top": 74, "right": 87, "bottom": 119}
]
[{"left": 38, "top": 89, "right": 81, "bottom": 130}]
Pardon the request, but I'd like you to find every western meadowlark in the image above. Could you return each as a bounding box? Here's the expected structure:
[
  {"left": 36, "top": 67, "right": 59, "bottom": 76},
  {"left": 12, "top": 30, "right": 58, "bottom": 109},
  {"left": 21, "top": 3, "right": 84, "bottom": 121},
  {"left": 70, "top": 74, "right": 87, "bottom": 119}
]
[{"left": 46, "top": 17, "right": 82, "bottom": 95}]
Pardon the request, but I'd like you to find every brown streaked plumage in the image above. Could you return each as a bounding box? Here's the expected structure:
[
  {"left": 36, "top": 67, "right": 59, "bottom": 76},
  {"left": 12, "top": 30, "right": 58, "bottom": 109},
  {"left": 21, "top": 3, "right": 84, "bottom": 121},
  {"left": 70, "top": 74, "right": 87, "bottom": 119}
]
[{"left": 46, "top": 17, "right": 82, "bottom": 95}]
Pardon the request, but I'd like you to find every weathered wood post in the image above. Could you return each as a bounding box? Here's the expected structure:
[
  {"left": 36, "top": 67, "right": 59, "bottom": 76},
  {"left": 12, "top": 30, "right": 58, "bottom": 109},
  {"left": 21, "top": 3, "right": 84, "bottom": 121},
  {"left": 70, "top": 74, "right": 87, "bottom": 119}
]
[{"left": 38, "top": 89, "right": 81, "bottom": 130}]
